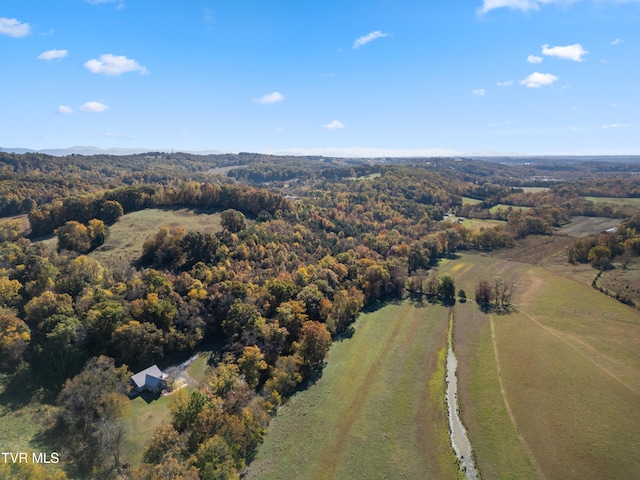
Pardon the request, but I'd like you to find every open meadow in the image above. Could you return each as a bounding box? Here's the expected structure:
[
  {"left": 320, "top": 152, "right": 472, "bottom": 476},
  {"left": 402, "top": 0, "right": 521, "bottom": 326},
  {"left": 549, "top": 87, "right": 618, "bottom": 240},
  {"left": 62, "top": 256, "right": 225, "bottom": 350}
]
[
  {"left": 246, "top": 302, "right": 462, "bottom": 480},
  {"left": 437, "top": 234, "right": 640, "bottom": 479},
  {"left": 582, "top": 196, "right": 640, "bottom": 207},
  {"left": 90, "top": 208, "right": 224, "bottom": 270}
]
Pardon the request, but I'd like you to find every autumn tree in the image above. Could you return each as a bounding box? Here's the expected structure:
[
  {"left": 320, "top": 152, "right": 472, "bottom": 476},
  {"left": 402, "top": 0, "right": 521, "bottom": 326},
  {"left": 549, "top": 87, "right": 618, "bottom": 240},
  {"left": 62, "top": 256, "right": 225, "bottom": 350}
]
[
  {"left": 0, "top": 314, "right": 30, "bottom": 370},
  {"left": 263, "top": 355, "right": 301, "bottom": 405},
  {"left": 221, "top": 209, "right": 247, "bottom": 233},
  {"left": 475, "top": 280, "right": 493, "bottom": 306},
  {"left": 238, "top": 345, "right": 267, "bottom": 389},
  {"left": 55, "top": 356, "right": 131, "bottom": 473},
  {"left": 99, "top": 200, "right": 124, "bottom": 225},
  {"left": 438, "top": 274, "right": 456, "bottom": 301},
  {"left": 588, "top": 245, "right": 612, "bottom": 269},
  {"left": 294, "top": 321, "right": 331, "bottom": 369}
]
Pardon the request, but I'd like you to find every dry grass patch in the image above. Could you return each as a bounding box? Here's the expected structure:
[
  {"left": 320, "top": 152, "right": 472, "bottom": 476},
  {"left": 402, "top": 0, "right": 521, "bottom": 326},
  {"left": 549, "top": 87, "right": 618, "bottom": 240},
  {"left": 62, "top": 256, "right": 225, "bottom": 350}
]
[
  {"left": 557, "top": 216, "right": 619, "bottom": 237},
  {"left": 90, "top": 208, "right": 224, "bottom": 270}
]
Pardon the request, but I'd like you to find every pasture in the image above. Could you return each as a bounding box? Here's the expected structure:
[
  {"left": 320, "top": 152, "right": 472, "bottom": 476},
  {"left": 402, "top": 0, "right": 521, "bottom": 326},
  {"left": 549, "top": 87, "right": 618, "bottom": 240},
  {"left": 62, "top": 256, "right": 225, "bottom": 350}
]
[
  {"left": 518, "top": 187, "right": 550, "bottom": 193},
  {"left": 489, "top": 204, "right": 532, "bottom": 214},
  {"left": 121, "top": 393, "right": 175, "bottom": 465},
  {"left": 556, "top": 216, "right": 619, "bottom": 237},
  {"left": 90, "top": 208, "right": 224, "bottom": 270},
  {"left": 246, "top": 302, "right": 462, "bottom": 480},
  {"left": 462, "top": 196, "right": 482, "bottom": 205},
  {"left": 439, "top": 247, "right": 640, "bottom": 479},
  {"left": 582, "top": 196, "right": 640, "bottom": 207}
]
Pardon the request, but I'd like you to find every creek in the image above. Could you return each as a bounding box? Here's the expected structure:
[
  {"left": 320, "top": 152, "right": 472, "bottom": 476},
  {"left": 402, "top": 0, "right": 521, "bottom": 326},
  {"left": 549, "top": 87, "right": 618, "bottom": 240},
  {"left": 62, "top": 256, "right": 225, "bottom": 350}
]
[{"left": 446, "top": 314, "right": 480, "bottom": 480}]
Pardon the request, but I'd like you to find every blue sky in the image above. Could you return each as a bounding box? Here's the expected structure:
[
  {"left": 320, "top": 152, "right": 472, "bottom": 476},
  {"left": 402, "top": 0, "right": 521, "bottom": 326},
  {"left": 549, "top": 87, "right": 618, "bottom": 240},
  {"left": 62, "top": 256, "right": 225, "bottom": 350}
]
[{"left": 1, "top": 0, "right": 639, "bottom": 156}]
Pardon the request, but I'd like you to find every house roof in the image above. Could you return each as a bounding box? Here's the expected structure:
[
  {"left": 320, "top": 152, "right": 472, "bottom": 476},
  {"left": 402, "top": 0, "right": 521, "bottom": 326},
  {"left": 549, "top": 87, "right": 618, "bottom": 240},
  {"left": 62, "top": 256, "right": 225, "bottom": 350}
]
[{"left": 131, "top": 364, "right": 168, "bottom": 389}]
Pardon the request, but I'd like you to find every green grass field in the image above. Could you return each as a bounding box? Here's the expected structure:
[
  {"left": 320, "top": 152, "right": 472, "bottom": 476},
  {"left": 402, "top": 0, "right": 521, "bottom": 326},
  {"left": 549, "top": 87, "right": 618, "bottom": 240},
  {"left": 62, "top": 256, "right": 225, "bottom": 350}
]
[
  {"left": 0, "top": 378, "right": 56, "bottom": 455},
  {"left": 489, "top": 204, "right": 532, "bottom": 214},
  {"left": 90, "top": 208, "right": 224, "bottom": 270},
  {"left": 518, "top": 187, "right": 550, "bottom": 193},
  {"left": 582, "top": 196, "right": 640, "bottom": 207},
  {"left": 439, "top": 248, "right": 640, "bottom": 479},
  {"left": 462, "top": 196, "right": 482, "bottom": 205},
  {"left": 121, "top": 393, "right": 176, "bottom": 465},
  {"left": 246, "top": 302, "right": 462, "bottom": 480}
]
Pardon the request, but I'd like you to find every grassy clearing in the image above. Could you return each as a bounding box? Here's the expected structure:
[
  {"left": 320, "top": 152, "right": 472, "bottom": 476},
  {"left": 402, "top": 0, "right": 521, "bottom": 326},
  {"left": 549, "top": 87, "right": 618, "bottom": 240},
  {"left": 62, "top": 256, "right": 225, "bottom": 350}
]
[
  {"left": 246, "top": 302, "right": 461, "bottom": 480},
  {"left": 186, "top": 350, "right": 215, "bottom": 384},
  {"left": 518, "top": 187, "right": 549, "bottom": 193},
  {"left": 460, "top": 218, "right": 507, "bottom": 231},
  {"left": 346, "top": 172, "right": 382, "bottom": 180},
  {"left": 90, "top": 208, "right": 224, "bottom": 270},
  {"left": 462, "top": 196, "right": 482, "bottom": 205},
  {"left": 0, "top": 379, "right": 55, "bottom": 454},
  {"left": 599, "top": 264, "right": 640, "bottom": 307},
  {"left": 439, "top": 248, "right": 640, "bottom": 479},
  {"left": 582, "top": 196, "right": 640, "bottom": 207},
  {"left": 489, "top": 204, "right": 532, "bottom": 214},
  {"left": 121, "top": 392, "right": 177, "bottom": 465},
  {"left": 0, "top": 213, "right": 30, "bottom": 234},
  {"left": 556, "top": 216, "right": 619, "bottom": 237}
]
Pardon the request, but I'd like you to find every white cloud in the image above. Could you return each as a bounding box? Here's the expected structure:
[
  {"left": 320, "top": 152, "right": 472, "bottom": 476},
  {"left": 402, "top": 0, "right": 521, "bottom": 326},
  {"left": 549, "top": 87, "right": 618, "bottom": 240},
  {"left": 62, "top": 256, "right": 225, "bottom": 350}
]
[
  {"left": 353, "top": 31, "right": 390, "bottom": 49},
  {"left": 602, "top": 123, "right": 627, "bottom": 129},
  {"left": 85, "top": 0, "right": 125, "bottom": 8},
  {"left": 323, "top": 120, "right": 345, "bottom": 131},
  {"left": 0, "top": 17, "right": 31, "bottom": 38},
  {"left": 481, "top": 0, "right": 640, "bottom": 15},
  {"left": 57, "top": 105, "right": 73, "bottom": 115},
  {"left": 80, "top": 101, "right": 109, "bottom": 113},
  {"left": 254, "top": 92, "right": 284, "bottom": 105},
  {"left": 519, "top": 72, "right": 559, "bottom": 88},
  {"left": 497, "top": 80, "right": 514, "bottom": 87},
  {"left": 473, "top": 89, "right": 486, "bottom": 96},
  {"left": 478, "top": 0, "right": 541, "bottom": 14},
  {"left": 542, "top": 43, "right": 588, "bottom": 61},
  {"left": 84, "top": 54, "right": 148, "bottom": 76},
  {"left": 611, "top": 38, "right": 623, "bottom": 45},
  {"left": 528, "top": 54, "right": 544, "bottom": 64},
  {"left": 38, "top": 49, "right": 69, "bottom": 61}
]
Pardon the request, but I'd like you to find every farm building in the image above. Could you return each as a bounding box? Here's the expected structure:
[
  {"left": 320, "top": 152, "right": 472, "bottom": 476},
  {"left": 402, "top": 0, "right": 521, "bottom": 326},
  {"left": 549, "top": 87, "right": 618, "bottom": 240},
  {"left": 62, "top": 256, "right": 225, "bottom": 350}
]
[{"left": 130, "top": 365, "right": 168, "bottom": 394}]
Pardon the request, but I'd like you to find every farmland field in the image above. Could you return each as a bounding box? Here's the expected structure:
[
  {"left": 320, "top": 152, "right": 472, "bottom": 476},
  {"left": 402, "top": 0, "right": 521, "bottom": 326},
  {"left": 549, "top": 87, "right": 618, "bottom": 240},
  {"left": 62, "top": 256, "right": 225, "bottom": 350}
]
[
  {"left": 519, "top": 187, "right": 550, "bottom": 193},
  {"left": 438, "top": 245, "right": 640, "bottom": 479},
  {"left": 246, "top": 302, "right": 462, "bottom": 480},
  {"left": 462, "top": 196, "right": 482, "bottom": 205},
  {"left": 582, "top": 196, "right": 640, "bottom": 207},
  {"left": 555, "top": 216, "right": 619, "bottom": 237},
  {"left": 90, "top": 208, "right": 224, "bottom": 270},
  {"left": 489, "top": 203, "right": 532, "bottom": 214}
]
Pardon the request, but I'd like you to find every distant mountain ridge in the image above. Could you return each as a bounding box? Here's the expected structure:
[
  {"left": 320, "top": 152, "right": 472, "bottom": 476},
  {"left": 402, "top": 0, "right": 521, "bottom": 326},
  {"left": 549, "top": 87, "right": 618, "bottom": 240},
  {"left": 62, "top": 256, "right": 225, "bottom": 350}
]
[{"left": 1, "top": 146, "right": 227, "bottom": 156}]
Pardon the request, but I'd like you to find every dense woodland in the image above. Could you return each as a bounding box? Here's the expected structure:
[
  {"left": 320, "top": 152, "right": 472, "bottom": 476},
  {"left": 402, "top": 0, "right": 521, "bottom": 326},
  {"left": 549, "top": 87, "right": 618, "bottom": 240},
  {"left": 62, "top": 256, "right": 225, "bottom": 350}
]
[{"left": 1, "top": 152, "right": 640, "bottom": 479}]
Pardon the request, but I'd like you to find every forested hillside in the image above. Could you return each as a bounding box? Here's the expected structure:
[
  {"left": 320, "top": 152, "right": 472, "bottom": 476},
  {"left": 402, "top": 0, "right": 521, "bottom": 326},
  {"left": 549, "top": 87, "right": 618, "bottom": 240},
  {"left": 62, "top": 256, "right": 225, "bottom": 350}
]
[{"left": 1, "top": 152, "right": 640, "bottom": 479}]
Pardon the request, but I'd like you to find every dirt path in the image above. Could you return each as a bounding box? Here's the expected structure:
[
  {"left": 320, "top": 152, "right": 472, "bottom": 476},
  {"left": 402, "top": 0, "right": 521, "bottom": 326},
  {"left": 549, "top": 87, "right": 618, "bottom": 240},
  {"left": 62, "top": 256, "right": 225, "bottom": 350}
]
[
  {"left": 489, "top": 315, "right": 547, "bottom": 480},
  {"left": 163, "top": 354, "right": 199, "bottom": 392}
]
